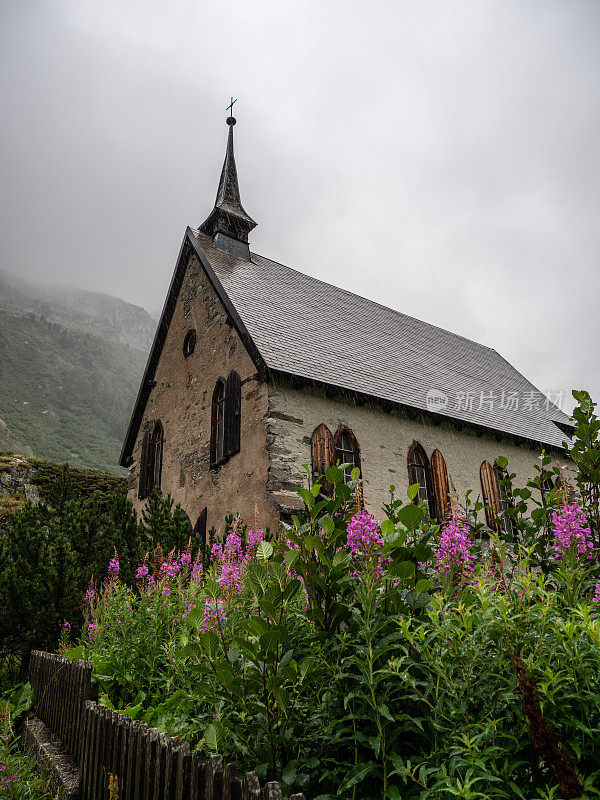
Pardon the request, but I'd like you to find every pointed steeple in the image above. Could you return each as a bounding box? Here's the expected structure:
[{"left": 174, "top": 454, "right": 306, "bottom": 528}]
[{"left": 199, "top": 112, "right": 257, "bottom": 260}]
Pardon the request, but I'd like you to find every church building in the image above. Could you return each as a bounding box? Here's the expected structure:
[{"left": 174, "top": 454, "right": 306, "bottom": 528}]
[{"left": 120, "top": 113, "right": 572, "bottom": 536}]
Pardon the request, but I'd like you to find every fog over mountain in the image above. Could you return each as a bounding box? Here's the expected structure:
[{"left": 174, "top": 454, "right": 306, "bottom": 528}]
[
  {"left": 0, "top": 269, "right": 156, "bottom": 351},
  {"left": 0, "top": 269, "right": 154, "bottom": 471}
]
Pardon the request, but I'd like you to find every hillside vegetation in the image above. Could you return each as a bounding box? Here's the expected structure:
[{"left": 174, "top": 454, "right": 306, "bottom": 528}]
[{"left": 0, "top": 310, "right": 147, "bottom": 471}]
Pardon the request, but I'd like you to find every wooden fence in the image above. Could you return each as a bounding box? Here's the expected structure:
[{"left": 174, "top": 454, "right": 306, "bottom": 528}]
[
  {"left": 27, "top": 651, "right": 306, "bottom": 800},
  {"left": 30, "top": 650, "right": 98, "bottom": 765}
]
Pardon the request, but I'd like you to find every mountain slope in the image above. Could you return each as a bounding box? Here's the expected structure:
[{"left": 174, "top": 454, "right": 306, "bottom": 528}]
[
  {"left": 0, "top": 269, "right": 156, "bottom": 351},
  {"left": 0, "top": 310, "right": 146, "bottom": 472}
]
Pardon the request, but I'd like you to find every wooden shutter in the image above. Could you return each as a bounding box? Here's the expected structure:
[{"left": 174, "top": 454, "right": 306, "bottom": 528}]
[
  {"left": 138, "top": 430, "right": 150, "bottom": 499},
  {"left": 480, "top": 460, "right": 500, "bottom": 529},
  {"left": 311, "top": 424, "right": 334, "bottom": 494},
  {"left": 225, "top": 371, "right": 241, "bottom": 457},
  {"left": 210, "top": 379, "right": 225, "bottom": 466},
  {"left": 431, "top": 449, "right": 450, "bottom": 520},
  {"left": 152, "top": 422, "right": 163, "bottom": 491}
]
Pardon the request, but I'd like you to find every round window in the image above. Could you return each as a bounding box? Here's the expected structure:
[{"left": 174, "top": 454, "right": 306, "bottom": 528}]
[{"left": 183, "top": 329, "right": 196, "bottom": 358}]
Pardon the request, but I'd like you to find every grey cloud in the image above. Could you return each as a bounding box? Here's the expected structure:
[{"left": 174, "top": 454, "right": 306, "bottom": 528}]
[{"left": 1, "top": 0, "right": 598, "bottom": 413}]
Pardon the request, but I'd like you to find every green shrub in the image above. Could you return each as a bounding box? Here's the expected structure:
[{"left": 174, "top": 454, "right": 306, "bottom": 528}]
[
  {"left": 0, "top": 462, "right": 200, "bottom": 687},
  {"left": 0, "top": 700, "right": 53, "bottom": 799},
  {"left": 77, "top": 466, "right": 600, "bottom": 798}
]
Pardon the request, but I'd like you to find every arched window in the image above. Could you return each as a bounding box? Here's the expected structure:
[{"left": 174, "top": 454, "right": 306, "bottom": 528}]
[
  {"left": 211, "top": 379, "right": 226, "bottom": 466},
  {"left": 431, "top": 449, "right": 450, "bottom": 520},
  {"left": 210, "top": 372, "right": 241, "bottom": 467},
  {"left": 183, "top": 329, "right": 196, "bottom": 358},
  {"left": 407, "top": 441, "right": 436, "bottom": 518},
  {"left": 541, "top": 475, "right": 555, "bottom": 506},
  {"left": 138, "top": 428, "right": 151, "bottom": 499},
  {"left": 334, "top": 426, "right": 361, "bottom": 483}
]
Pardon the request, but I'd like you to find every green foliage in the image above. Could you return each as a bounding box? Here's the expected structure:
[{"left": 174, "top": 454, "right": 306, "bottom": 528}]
[
  {"left": 4, "top": 390, "right": 600, "bottom": 798},
  {"left": 29, "top": 459, "right": 126, "bottom": 500},
  {"left": 0, "top": 467, "right": 199, "bottom": 688},
  {"left": 76, "top": 452, "right": 600, "bottom": 799},
  {"left": 0, "top": 701, "right": 54, "bottom": 799},
  {"left": 565, "top": 390, "right": 600, "bottom": 544}
]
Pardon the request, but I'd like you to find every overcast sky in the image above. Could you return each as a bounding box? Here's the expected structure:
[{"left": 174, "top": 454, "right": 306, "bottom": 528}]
[{"left": 1, "top": 0, "right": 599, "bottom": 412}]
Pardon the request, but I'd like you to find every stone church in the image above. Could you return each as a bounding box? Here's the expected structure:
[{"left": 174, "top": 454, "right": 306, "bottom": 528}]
[{"left": 120, "top": 114, "right": 572, "bottom": 536}]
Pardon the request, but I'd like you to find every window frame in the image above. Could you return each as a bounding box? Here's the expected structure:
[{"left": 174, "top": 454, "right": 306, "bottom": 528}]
[
  {"left": 407, "top": 441, "right": 437, "bottom": 518},
  {"left": 183, "top": 329, "right": 197, "bottom": 358},
  {"left": 333, "top": 425, "right": 361, "bottom": 484}
]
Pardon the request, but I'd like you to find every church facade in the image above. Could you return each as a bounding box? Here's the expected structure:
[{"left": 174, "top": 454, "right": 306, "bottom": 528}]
[{"left": 120, "top": 115, "right": 571, "bottom": 537}]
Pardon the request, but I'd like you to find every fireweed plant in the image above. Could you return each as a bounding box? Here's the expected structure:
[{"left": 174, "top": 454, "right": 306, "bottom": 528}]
[{"left": 55, "top": 393, "right": 600, "bottom": 799}]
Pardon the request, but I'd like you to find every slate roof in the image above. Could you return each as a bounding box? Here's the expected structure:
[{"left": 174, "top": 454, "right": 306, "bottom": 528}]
[
  {"left": 198, "top": 232, "right": 571, "bottom": 446},
  {"left": 120, "top": 228, "right": 571, "bottom": 465}
]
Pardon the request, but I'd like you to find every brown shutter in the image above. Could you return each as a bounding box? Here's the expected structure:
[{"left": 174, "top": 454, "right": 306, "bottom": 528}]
[
  {"left": 311, "top": 424, "right": 334, "bottom": 493},
  {"left": 225, "top": 371, "right": 241, "bottom": 457},
  {"left": 432, "top": 449, "right": 450, "bottom": 520},
  {"left": 480, "top": 460, "right": 500, "bottom": 529},
  {"left": 138, "top": 430, "right": 150, "bottom": 499},
  {"left": 153, "top": 425, "right": 163, "bottom": 490}
]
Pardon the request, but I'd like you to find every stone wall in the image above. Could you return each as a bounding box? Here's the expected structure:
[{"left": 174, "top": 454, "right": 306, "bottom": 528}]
[
  {"left": 127, "top": 254, "right": 277, "bottom": 536},
  {"left": 267, "top": 377, "right": 568, "bottom": 519}
]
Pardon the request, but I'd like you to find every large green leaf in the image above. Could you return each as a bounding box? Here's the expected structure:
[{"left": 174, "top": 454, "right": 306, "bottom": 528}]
[
  {"left": 397, "top": 503, "right": 425, "bottom": 530},
  {"left": 256, "top": 540, "right": 274, "bottom": 562}
]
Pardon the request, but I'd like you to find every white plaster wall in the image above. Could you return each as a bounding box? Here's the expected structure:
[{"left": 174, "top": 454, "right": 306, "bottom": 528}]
[{"left": 267, "top": 379, "right": 568, "bottom": 520}]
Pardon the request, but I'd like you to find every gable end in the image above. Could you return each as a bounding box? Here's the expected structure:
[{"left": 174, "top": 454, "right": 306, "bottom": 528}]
[{"left": 119, "top": 228, "right": 270, "bottom": 467}]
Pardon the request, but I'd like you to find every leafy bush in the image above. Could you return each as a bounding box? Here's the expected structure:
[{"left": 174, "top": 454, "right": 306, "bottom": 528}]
[
  {"left": 75, "top": 448, "right": 600, "bottom": 798},
  {"left": 0, "top": 700, "right": 53, "bottom": 799},
  {"left": 0, "top": 463, "right": 201, "bottom": 687}
]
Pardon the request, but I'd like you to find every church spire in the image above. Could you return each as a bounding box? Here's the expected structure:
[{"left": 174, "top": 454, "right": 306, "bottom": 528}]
[{"left": 199, "top": 107, "right": 257, "bottom": 260}]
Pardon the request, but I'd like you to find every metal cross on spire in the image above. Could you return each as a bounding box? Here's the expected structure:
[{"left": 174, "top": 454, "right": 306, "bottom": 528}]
[{"left": 226, "top": 97, "right": 237, "bottom": 123}]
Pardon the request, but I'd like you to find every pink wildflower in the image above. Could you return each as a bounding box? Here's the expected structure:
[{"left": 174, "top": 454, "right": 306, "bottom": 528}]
[
  {"left": 87, "top": 622, "right": 98, "bottom": 637},
  {"left": 61, "top": 620, "right": 71, "bottom": 633},
  {"left": 592, "top": 583, "right": 600, "bottom": 604},
  {"left": 244, "top": 529, "right": 265, "bottom": 562},
  {"left": 84, "top": 578, "right": 95, "bottom": 604},
  {"left": 108, "top": 556, "right": 120, "bottom": 577},
  {"left": 191, "top": 560, "right": 204, "bottom": 584},
  {"left": 346, "top": 510, "right": 385, "bottom": 577},
  {"left": 136, "top": 563, "right": 152, "bottom": 584},
  {"left": 435, "top": 518, "right": 475, "bottom": 588},
  {"left": 551, "top": 502, "right": 594, "bottom": 561},
  {"left": 161, "top": 559, "right": 182, "bottom": 580},
  {"left": 216, "top": 563, "right": 242, "bottom": 596},
  {"left": 180, "top": 552, "right": 192, "bottom": 570},
  {"left": 201, "top": 598, "right": 225, "bottom": 632}
]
